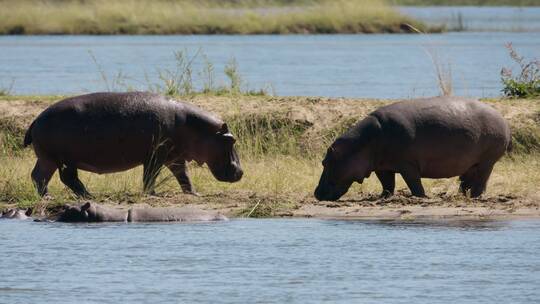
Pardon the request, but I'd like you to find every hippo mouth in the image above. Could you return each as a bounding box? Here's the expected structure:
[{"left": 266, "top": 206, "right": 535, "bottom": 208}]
[
  {"left": 210, "top": 164, "right": 243, "bottom": 183},
  {"left": 314, "top": 181, "right": 352, "bottom": 201}
]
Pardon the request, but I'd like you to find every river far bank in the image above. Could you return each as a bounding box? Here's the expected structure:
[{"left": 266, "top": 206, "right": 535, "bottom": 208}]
[
  {"left": 0, "top": 95, "right": 539, "bottom": 220},
  {"left": 0, "top": 0, "right": 435, "bottom": 35}
]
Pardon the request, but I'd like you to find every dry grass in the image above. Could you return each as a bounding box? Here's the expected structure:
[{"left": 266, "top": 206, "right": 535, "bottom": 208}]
[{"left": 0, "top": 0, "right": 432, "bottom": 35}]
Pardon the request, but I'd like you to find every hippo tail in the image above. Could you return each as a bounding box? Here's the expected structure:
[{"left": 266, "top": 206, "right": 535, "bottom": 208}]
[
  {"left": 23, "top": 120, "right": 35, "bottom": 147},
  {"left": 506, "top": 138, "right": 513, "bottom": 154},
  {"left": 506, "top": 128, "right": 513, "bottom": 154}
]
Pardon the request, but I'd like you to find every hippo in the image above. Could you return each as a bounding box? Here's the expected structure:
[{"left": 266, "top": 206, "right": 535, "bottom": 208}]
[
  {"left": 127, "top": 206, "right": 227, "bottom": 222},
  {"left": 314, "top": 97, "right": 512, "bottom": 201},
  {"left": 24, "top": 92, "right": 243, "bottom": 197},
  {"left": 57, "top": 202, "right": 127, "bottom": 222},
  {"left": 56, "top": 202, "right": 227, "bottom": 223},
  {"left": 0, "top": 208, "right": 32, "bottom": 220}
]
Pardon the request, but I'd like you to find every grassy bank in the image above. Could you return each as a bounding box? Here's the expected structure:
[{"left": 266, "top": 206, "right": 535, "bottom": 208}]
[
  {"left": 0, "top": 95, "right": 539, "bottom": 218},
  {"left": 0, "top": 0, "right": 434, "bottom": 35}
]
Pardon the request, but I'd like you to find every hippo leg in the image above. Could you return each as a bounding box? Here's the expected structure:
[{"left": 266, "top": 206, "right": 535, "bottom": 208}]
[
  {"left": 31, "top": 158, "right": 57, "bottom": 196},
  {"left": 166, "top": 161, "right": 199, "bottom": 196},
  {"left": 459, "top": 166, "right": 476, "bottom": 195},
  {"left": 469, "top": 161, "right": 495, "bottom": 198},
  {"left": 375, "top": 171, "right": 395, "bottom": 197},
  {"left": 399, "top": 165, "right": 426, "bottom": 197},
  {"left": 59, "top": 166, "right": 91, "bottom": 198}
]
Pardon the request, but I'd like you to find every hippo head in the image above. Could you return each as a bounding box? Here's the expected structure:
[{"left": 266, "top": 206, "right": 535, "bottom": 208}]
[
  {"left": 57, "top": 202, "right": 97, "bottom": 222},
  {"left": 0, "top": 208, "right": 32, "bottom": 219},
  {"left": 202, "top": 123, "right": 243, "bottom": 183},
  {"left": 314, "top": 116, "right": 381, "bottom": 201}
]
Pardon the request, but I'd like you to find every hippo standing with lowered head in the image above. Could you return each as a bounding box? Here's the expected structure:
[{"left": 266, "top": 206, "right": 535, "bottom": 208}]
[
  {"left": 24, "top": 92, "right": 243, "bottom": 197},
  {"left": 315, "top": 97, "right": 512, "bottom": 201}
]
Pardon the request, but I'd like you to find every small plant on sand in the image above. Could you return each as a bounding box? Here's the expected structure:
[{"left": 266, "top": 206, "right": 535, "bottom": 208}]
[
  {"left": 151, "top": 49, "right": 269, "bottom": 97},
  {"left": 0, "top": 78, "right": 14, "bottom": 96},
  {"left": 501, "top": 43, "right": 540, "bottom": 99},
  {"left": 153, "top": 49, "right": 199, "bottom": 96},
  {"left": 224, "top": 58, "right": 242, "bottom": 94}
]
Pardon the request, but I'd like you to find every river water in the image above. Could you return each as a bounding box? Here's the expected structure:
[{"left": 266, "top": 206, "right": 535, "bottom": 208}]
[
  {"left": 2, "top": 6, "right": 540, "bottom": 303},
  {"left": 1, "top": 31, "right": 538, "bottom": 98},
  {"left": 400, "top": 6, "right": 540, "bottom": 32},
  {"left": 1, "top": 219, "right": 540, "bottom": 303}
]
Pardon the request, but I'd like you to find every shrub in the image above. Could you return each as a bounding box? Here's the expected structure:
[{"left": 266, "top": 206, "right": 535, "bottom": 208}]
[{"left": 501, "top": 43, "right": 540, "bottom": 99}]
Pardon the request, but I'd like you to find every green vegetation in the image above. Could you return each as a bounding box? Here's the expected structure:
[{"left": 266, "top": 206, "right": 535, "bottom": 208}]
[
  {"left": 0, "top": 78, "right": 14, "bottom": 96},
  {"left": 90, "top": 49, "right": 270, "bottom": 97},
  {"left": 0, "top": 96, "right": 539, "bottom": 217},
  {"left": 0, "top": 0, "right": 433, "bottom": 35},
  {"left": 391, "top": 0, "right": 540, "bottom": 5},
  {"left": 501, "top": 43, "right": 540, "bottom": 99}
]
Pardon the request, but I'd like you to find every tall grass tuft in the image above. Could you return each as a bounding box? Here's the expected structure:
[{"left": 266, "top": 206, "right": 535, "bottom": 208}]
[
  {"left": 87, "top": 48, "right": 269, "bottom": 96},
  {"left": 149, "top": 50, "right": 269, "bottom": 96},
  {"left": 404, "top": 23, "right": 453, "bottom": 96},
  {"left": 0, "top": 78, "right": 14, "bottom": 96}
]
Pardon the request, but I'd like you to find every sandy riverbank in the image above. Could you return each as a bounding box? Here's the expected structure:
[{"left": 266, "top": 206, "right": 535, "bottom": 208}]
[{"left": 0, "top": 95, "right": 539, "bottom": 220}]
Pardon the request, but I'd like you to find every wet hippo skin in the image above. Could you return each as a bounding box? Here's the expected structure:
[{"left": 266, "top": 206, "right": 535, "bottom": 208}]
[
  {"left": 56, "top": 202, "right": 228, "bottom": 223},
  {"left": 0, "top": 208, "right": 32, "bottom": 220}
]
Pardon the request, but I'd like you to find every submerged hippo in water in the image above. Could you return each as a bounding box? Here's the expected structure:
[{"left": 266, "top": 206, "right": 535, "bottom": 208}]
[
  {"left": 0, "top": 208, "right": 32, "bottom": 220},
  {"left": 57, "top": 203, "right": 128, "bottom": 222},
  {"left": 57, "top": 202, "right": 227, "bottom": 223},
  {"left": 315, "top": 97, "right": 512, "bottom": 201},
  {"left": 24, "top": 92, "right": 243, "bottom": 197}
]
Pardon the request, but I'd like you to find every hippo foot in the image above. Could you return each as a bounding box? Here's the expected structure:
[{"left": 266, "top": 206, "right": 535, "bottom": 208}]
[{"left": 380, "top": 190, "right": 393, "bottom": 199}]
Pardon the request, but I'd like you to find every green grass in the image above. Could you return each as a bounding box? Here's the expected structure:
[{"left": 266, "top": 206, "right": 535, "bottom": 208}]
[{"left": 0, "top": 0, "right": 434, "bottom": 35}]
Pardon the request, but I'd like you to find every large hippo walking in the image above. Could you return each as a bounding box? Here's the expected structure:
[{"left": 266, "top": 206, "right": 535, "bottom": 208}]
[
  {"left": 24, "top": 92, "right": 243, "bottom": 197},
  {"left": 315, "top": 97, "right": 512, "bottom": 201}
]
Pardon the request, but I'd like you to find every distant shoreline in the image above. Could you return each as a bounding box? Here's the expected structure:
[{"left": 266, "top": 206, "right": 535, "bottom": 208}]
[{"left": 0, "top": 0, "right": 436, "bottom": 35}]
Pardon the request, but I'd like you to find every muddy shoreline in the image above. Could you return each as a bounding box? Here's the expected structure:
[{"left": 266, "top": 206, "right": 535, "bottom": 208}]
[{"left": 7, "top": 190, "right": 536, "bottom": 221}]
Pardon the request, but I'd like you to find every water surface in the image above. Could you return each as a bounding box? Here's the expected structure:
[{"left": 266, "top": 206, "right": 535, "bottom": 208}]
[
  {"left": 1, "top": 32, "right": 538, "bottom": 98},
  {"left": 1, "top": 219, "right": 540, "bottom": 303},
  {"left": 400, "top": 6, "right": 540, "bottom": 32}
]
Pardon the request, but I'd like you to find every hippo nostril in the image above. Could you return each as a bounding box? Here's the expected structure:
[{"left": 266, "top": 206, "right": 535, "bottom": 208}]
[{"left": 232, "top": 169, "right": 243, "bottom": 181}]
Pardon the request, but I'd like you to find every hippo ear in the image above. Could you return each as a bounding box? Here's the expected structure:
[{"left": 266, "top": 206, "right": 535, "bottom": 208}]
[
  {"left": 220, "top": 123, "right": 229, "bottom": 134},
  {"left": 63, "top": 204, "right": 72, "bottom": 210},
  {"left": 81, "top": 202, "right": 92, "bottom": 211},
  {"left": 25, "top": 208, "right": 33, "bottom": 216}
]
